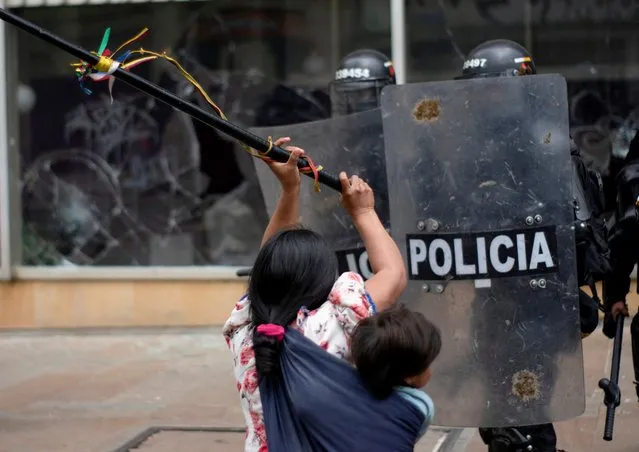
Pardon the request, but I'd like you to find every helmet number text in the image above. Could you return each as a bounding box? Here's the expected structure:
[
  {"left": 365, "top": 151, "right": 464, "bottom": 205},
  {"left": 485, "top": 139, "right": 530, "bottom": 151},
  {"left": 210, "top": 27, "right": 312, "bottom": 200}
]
[
  {"left": 335, "top": 68, "right": 371, "bottom": 80},
  {"left": 463, "top": 58, "right": 487, "bottom": 70}
]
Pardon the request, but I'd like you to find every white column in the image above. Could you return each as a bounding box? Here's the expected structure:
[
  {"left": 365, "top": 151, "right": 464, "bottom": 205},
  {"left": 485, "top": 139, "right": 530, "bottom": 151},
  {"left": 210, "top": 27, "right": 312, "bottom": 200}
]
[
  {"left": 330, "top": 0, "right": 340, "bottom": 72},
  {"left": 0, "top": 7, "right": 22, "bottom": 279},
  {"left": 390, "top": 0, "right": 406, "bottom": 84},
  {"left": 0, "top": 3, "right": 12, "bottom": 279},
  {"left": 524, "top": 0, "right": 533, "bottom": 54}
]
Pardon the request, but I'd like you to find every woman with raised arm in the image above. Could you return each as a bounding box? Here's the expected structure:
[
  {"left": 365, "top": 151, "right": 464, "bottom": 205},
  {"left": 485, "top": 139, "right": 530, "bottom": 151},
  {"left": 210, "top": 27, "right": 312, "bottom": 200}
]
[{"left": 223, "top": 137, "right": 429, "bottom": 452}]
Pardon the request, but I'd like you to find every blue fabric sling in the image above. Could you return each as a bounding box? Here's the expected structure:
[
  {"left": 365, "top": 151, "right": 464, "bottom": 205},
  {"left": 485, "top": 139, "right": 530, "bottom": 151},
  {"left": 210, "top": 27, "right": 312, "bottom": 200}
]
[{"left": 260, "top": 327, "right": 426, "bottom": 452}]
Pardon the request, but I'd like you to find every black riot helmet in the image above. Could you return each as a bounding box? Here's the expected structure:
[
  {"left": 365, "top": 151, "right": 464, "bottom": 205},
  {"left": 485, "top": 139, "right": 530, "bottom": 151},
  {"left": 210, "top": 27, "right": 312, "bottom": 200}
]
[
  {"left": 456, "top": 39, "right": 536, "bottom": 80},
  {"left": 329, "top": 49, "right": 396, "bottom": 116}
]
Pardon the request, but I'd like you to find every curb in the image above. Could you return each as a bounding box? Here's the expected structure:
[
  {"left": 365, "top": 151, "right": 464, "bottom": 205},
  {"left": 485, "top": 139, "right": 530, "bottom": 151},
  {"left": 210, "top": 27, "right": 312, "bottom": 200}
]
[
  {"left": 111, "top": 425, "right": 472, "bottom": 452},
  {"left": 110, "top": 426, "right": 244, "bottom": 452},
  {"left": 433, "top": 428, "right": 464, "bottom": 452}
]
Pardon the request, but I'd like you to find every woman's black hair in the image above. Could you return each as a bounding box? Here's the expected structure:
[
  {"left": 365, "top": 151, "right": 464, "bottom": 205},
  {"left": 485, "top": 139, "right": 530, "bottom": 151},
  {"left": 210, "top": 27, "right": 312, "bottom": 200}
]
[
  {"left": 350, "top": 303, "right": 442, "bottom": 400},
  {"left": 249, "top": 227, "right": 338, "bottom": 379}
]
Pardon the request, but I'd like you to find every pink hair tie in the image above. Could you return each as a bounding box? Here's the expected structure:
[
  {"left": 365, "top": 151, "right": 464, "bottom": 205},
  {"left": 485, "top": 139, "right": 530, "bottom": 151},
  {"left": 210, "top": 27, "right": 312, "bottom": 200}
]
[{"left": 257, "top": 323, "right": 285, "bottom": 342}]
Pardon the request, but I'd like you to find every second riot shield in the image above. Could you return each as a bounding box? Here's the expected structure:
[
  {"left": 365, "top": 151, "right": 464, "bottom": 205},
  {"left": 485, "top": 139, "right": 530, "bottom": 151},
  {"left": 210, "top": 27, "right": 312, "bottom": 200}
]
[
  {"left": 250, "top": 109, "right": 387, "bottom": 278},
  {"left": 381, "top": 74, "right": 584, "bottom": 427}
]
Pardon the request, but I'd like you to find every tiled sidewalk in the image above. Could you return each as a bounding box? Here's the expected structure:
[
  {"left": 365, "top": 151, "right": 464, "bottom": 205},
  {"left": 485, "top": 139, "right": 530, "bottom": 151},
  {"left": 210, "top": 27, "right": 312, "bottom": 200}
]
[
  {"left": 2, "top": 319, "right": 636, "bottom": 452},
  {"left": 0, "top": 328, "right": 458, "bottom": 452}
]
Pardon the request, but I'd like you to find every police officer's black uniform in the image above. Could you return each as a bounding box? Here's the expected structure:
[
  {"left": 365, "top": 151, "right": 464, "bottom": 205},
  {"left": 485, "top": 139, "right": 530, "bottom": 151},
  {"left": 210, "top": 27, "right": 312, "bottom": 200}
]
[
  {"left": 456, "top": 39, "right": 608, "bottom": 452},
  {"left": 603, "top": 135, "right": 639, "bottom": 402}
]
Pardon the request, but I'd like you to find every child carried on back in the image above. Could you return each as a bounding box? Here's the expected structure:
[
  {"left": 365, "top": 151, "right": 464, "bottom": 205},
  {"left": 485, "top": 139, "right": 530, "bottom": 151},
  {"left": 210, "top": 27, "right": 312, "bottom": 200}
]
[{"left": 351, "top": 303, "right": 442, "bottom": 440}]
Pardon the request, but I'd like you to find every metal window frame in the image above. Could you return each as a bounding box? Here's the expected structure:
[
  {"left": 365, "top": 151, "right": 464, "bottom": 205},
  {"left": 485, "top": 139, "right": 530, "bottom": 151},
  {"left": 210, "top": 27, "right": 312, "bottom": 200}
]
[
  {"left": 4, "top": 0, "right": 200, "bottom": 7},
  {"left": 13, "top": 265, "right": 246, "bottom": 280}
]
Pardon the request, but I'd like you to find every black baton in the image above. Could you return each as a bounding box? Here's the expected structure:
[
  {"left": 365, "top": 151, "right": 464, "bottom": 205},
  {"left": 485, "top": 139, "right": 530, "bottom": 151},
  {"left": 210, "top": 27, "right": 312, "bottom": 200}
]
[
  {"left": 598, "top": 313, "right": 625, "bottom": 441},
  {"left": 0, "top": 8, "right": 342, "bottom": 192}
]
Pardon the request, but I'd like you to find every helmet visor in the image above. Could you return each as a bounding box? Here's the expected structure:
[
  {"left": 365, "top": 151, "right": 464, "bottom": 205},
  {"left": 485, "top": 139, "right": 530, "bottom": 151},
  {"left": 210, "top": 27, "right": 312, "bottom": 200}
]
[
  {"left": 329, "top": 80, "right": 386, "bottom": 116},
  {"left": 454, "top": 62, "right": 535, "bottom": 80}
]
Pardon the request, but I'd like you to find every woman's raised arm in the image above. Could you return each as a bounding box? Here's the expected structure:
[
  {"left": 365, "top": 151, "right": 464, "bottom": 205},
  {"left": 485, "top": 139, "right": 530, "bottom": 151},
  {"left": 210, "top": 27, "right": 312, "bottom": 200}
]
[
  {"left": 259, "top": 137, "right": 305, "bottom": 247},
  {"left": 339, "top": 172, "right": 407, "bottom": 312}
]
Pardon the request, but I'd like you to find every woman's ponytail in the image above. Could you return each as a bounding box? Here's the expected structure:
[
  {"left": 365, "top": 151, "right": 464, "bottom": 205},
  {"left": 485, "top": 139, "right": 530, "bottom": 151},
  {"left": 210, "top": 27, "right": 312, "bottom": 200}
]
[
  {"left": 253, "top": 324, "right": 285, "bottom": 378},
  {"left": 248, "top": 228, "right": 338, "bottom": 380}
]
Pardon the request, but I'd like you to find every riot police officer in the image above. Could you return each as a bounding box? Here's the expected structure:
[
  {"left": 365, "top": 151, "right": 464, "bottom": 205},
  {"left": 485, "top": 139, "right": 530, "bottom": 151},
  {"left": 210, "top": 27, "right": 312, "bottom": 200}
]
[
  {"left": 329, "top": 49, "right": 396, "bottom": 117},
  {"left": 457, "top": 39, "right": 608, "bottom": 452},
  {"left": 236, "top": 49, "right": 396, "bottom": 278},
  {"left": 322, "top": 49, "right": 397, "bottom": 278},
  {"left": 603, "top": 135, "right": 639, "bottom": 402}
]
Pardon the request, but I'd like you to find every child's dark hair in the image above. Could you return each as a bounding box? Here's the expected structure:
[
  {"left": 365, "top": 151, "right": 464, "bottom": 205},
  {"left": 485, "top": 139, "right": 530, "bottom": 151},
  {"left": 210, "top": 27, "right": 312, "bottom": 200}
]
[{"left": 350, "top": 303, "right": 442, "bottom": 400}]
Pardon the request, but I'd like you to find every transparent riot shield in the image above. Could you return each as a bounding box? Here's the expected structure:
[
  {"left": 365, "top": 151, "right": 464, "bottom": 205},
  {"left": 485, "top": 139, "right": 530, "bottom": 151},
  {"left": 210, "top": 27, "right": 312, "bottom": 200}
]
[
  {"left": 380, "top": 74, "right": 584, "bottom": 427},
  {"left": 249, "top": 108, "right": 387, "bottom": 278}
]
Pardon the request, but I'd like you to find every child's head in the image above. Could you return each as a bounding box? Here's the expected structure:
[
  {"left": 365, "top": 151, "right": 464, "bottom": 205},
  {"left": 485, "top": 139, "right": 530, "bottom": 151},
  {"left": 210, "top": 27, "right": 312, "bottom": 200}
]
[{"left": 351, "top": 303, "right": 442, "bottom": 400}]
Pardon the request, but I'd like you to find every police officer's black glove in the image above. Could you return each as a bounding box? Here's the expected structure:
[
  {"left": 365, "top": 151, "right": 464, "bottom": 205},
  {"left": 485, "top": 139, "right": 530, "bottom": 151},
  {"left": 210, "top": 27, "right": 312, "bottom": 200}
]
[{"left": 603, "top": 311, "right": 617, "bottom": 339}]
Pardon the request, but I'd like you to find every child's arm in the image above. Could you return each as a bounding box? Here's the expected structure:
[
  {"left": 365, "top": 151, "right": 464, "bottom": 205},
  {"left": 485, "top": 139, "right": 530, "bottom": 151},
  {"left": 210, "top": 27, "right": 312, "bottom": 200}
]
[{"left": 395, "top": 387, "right": 435, "bottom": 440}]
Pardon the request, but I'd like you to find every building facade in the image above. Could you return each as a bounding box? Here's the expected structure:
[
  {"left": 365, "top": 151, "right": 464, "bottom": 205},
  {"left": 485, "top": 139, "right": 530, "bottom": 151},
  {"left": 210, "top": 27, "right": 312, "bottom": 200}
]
[{"left": 1, "top": 0, "right": 638, "bottom": 327}]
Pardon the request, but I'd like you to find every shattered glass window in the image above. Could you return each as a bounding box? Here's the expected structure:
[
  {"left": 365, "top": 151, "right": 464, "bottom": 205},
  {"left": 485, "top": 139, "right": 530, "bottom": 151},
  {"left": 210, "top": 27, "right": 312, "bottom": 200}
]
[{"left": 12, "top": 0, "right": 387, "bottom": 266}]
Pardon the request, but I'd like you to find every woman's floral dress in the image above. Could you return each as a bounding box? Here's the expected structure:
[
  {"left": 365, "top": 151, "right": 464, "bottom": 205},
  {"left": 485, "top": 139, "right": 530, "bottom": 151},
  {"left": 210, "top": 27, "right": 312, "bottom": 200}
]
[{"left": 222, "top": 272, "right": 376, "bottom": 452}]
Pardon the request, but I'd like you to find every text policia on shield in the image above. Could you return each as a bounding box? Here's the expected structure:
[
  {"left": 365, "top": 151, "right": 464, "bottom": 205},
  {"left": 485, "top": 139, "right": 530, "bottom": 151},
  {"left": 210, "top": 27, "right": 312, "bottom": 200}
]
[{"left": 407, "top": 226, "right": 557, "bottom": 281}]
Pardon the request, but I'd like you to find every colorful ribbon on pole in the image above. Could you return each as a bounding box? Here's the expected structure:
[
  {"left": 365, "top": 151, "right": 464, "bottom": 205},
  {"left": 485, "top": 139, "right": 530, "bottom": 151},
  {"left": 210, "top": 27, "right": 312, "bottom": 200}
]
[{"left": 71, "top": 27, "right": 323, "bottom": 192}]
